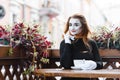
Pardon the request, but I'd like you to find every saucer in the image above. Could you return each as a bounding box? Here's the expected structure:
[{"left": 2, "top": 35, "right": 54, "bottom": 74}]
[{"left": 71, "top": 66, "right": 82, "bottom": 70}]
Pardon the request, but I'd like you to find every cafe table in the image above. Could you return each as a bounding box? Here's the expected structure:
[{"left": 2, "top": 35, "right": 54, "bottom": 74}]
[{"left": 34, "top": 68, "right": 120, "bottom": 79}]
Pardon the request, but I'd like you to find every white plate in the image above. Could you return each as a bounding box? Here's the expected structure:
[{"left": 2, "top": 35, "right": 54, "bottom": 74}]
[{"left": 71, "top": 66, "right": 82, "bottom": 70}]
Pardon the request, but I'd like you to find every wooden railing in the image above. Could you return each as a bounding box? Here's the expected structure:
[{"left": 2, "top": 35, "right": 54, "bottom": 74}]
[
  {"left": 0, "top": 49, "right": 120, "bottom": 80},
  {"left": 0, "top": 57, "right": 39, "bottom": 80}
]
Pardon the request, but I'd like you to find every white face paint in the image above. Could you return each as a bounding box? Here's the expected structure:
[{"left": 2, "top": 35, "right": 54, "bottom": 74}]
[{"left": 69, "top": 18, "right": 82, "bottom": 36}]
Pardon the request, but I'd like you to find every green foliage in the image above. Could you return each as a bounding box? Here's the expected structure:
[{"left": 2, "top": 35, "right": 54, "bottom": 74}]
[{"left": 92, "top": 26, "right": 120, "bottom": 50}]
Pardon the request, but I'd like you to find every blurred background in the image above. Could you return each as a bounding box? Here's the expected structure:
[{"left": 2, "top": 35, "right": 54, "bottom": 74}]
[{"left": 0, "top": 0, "right": 120, "bottom": 48}]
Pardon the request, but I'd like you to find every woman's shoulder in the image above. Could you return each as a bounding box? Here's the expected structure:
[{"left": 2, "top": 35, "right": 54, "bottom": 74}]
[
  {"left": 88, "top": 38, "right": 97, "bottom": 45},
  {"left": 60, "top": 40, "right": 65, "bottom": 45},
  {"left": 60, "top": 39, "right": 65, "bottom": 43}
]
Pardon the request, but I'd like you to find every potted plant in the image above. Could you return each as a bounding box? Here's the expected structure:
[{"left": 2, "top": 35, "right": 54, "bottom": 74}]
[
  {"left": 10, "top": 23, "right": 51, "bottom": 74},
  {"left": 0, "top": 23, "right": 51, "bottom": 74},
  {"left": 0, "top": 25, "right": 10, "bottom": 57},
  {"left": 92, "top": 26, "right": 120, "bottom": 57}
]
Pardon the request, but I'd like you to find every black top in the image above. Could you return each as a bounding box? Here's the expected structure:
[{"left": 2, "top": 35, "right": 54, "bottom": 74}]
[
  {"left": 60, "top": 38, "right": 103, "bottom": 80},
  {"left": 60, "top": 38, "right": 103, "bottom": 69}
]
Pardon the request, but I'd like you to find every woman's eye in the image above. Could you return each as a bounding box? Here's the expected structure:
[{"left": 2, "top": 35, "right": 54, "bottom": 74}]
[
  {"left": 74, "top": 23, "right": 79, "bottom": 26},
  {"left": 69, "top": 23, "right": 72, "bottom": 26}
]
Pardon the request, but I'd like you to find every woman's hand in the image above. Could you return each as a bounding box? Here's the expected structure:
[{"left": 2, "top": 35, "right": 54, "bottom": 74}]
[{"left": 64, "top": 33, "right": 74, "bottom": 44}]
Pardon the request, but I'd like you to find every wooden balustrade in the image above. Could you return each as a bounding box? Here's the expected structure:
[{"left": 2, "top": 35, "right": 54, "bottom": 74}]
[{"left": 0, "top": 57, "right": 39, "bottom": 80}]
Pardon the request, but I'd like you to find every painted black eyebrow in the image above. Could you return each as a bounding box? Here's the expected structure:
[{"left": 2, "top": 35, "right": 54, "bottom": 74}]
[
  {"left": 69, "top": 23, "right": 72, "bottom": 26},
  {"left": 69, "top": 23, "right": 80, "bottom": 26},
  {"left": 74, "top": 23, "right": 80, "bottom": 26}
]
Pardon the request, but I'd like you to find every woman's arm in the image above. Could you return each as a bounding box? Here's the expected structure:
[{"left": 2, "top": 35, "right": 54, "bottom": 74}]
[
  {"left": 90, "top": 40, "right": 103, "bottom": 69},
  {"left": 60, "top": 40, "right": 73, "bottom": 69}
]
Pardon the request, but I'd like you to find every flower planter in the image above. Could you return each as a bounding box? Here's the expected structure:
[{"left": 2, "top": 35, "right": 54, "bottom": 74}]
[
  {"left": 11, "top": 47, "right": 19, "bottom": 57},
  {"left": 0, "top": 39, "right": 9, "bottom": 45},
  {"left": 99, "top": 49, "right": 120, "bottom": 57},
  {"left": 0, "top": 45, "right": 26, "bottom": 57},
  {"left": 0, "top": 45, "right": 10, "bottom": 57}
]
